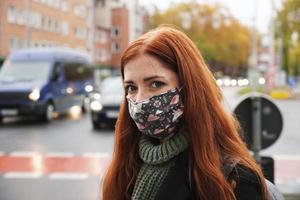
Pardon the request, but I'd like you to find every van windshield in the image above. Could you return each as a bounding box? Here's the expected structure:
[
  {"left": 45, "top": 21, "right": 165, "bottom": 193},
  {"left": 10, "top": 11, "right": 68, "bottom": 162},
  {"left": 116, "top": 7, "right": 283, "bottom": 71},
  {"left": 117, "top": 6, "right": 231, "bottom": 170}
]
[{"left": 0, "top": 61, "right": 51, "bottom": 82}]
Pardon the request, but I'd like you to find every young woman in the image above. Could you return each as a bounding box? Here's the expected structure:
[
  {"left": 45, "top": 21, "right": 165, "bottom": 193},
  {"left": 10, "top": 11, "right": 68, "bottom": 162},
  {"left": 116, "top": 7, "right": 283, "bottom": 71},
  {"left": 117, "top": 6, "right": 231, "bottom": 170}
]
[{"left": 102, "top": 26, "right": 270, "bottom": 200}]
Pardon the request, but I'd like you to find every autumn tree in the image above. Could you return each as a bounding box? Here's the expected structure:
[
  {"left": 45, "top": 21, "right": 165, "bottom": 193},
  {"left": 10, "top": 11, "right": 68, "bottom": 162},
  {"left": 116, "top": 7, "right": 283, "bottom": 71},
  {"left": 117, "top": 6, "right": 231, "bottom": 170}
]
[
  {"left": 150, "top": 1, "right": 252, "bottom": 77},
  {"left": 276, "top": 0, "right": 300, "bottom": 77}
]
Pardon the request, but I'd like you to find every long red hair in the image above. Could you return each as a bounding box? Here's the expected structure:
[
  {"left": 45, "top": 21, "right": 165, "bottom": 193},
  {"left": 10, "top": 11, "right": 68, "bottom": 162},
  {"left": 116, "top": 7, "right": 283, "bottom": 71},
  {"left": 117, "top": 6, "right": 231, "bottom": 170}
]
[{"left": 102, "top": 26, "right": 268, "bottom": 200}]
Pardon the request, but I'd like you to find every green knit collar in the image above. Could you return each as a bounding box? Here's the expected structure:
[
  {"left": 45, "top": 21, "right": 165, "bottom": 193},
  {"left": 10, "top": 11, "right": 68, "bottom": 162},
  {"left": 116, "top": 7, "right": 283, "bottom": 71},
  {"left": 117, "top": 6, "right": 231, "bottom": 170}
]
[{"left": 138, "top": 131, "right": 189, "bottom": 165}]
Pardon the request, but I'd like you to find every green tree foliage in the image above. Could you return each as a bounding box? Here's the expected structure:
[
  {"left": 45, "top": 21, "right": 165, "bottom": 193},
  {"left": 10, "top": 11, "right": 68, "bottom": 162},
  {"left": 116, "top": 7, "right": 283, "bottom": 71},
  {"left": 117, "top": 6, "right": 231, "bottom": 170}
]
[
  {"left": 150, "top": 1, "right": 251, "bottom": 76},
  {"left": 276, "top": 0, "right": 300, "bottom": 76}
]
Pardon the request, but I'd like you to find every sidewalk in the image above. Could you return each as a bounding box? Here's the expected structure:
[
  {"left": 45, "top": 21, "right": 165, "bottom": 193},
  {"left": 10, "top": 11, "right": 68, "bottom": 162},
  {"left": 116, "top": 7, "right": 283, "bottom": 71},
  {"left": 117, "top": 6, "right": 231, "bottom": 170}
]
[{"left": 283, "top": 194, "right": 300, "bottom": 200}]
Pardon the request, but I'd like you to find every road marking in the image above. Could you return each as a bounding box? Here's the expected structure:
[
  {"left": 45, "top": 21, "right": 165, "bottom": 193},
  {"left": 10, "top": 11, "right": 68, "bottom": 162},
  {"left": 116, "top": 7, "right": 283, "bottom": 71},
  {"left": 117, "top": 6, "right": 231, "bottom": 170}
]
[
  {"left": 3, "top": 172, "right": 42, "bottom": 179},
  {"left": 82, "top": 152, "right": 110, "bottom": 158},
  {"left": 46, "top": 152, "right": 75, "bottom": 157},
  {"left": 49, "top": 173, "right": 89, "bottom": 180},
  {"left": 2, "top": 152, "right": 297, "bottom": 182},
  {"left": 273, "top": 155, "right": 300, "bottom": 160},
  {"left": 10, "top": 151, "right": 40, "bottom": 157}
]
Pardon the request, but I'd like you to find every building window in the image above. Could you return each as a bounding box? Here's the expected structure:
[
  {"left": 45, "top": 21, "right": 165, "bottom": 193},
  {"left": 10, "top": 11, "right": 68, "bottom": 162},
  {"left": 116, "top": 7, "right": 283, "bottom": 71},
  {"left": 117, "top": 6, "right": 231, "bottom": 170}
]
[
  {"left": 98, "top": 49, "right": 109, "bottom": 62},
  {"left": 30, "top": 12, "right": 42, "bottom": 29},
  {"left": 50, "top": 18, "right": 56, "bottom": 32},
  {"left": 74, "top": 26, "right": 86, "bottom": 38},
  {"left": 16, "top": 9, "right": 26, "bottom": 25},
  {"left": 7, "top": 5, "right": 26, "bottom": 25},
  {"left": 62, "top": 21, "right": 69, "bottom": 35},
  {"left": 41, "top": 16, "right": 47, "bottom": 30},
  {"left": 9, "top": 37, "right": 27, "bottom": 50},
  {"left": 18, "top": 39, "right": 26, "bottom": 48},
  {"left": 112, "top": 42, "right": 120, "bottom": 53},
  {"left": 7, "top": 5, "right": 16, "bottom": 23},
  {"left": 111, "top": 27, "right": 120, "bottom": 38},
  {"left": 33, "top": 41, "right": 40, "bottom": 47},
  {"left": 46, "top": 0, "right": 54, "bottom": 7},
  {"left": 73, "top": 4, "right": 86, "bottom": 18},
  {"left": 53, "top": 0, "right": 60, "bottom": 8},
  {"left": 95, "top": 30, "right": 108, "bottom": 43},
  {"left": 9, "top": 38, "right": 17, "bottom": 50},
  {"left": 54, "top": 20, "right": 60, "bottom": 33},
  {"left": 61, "top": 0, "right": 69, "bottom": 12},
  {"left": 47, "top": 18, "right": 52, "bottom": 31}
]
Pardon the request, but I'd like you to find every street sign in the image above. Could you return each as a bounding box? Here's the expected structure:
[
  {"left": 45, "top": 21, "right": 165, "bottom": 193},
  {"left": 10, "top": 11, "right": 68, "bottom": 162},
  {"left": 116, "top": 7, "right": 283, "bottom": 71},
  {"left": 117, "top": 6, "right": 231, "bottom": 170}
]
[{"left": 233, "top": 93, "right": 283, "bottom": 150}]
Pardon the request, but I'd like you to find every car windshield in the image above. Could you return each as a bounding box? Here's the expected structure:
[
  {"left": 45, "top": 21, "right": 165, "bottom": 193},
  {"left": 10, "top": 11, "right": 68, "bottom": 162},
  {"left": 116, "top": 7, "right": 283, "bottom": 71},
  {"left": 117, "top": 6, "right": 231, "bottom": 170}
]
[
  {"left": 101, "top": 77, "right": 123, "bottom": 94},
  {"left": 0, "top": 61, "right": 52, "bottom": 82}
]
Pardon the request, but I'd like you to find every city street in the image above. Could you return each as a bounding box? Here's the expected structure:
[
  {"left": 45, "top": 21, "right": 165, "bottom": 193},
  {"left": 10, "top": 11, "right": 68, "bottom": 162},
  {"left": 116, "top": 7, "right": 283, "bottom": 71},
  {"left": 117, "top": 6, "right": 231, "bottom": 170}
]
[
  {"left": 0, "top": 0, "right": 299, "bottom": 199},
  {"left": 0, "top": 87, "right": 299, "bottom": 200}
]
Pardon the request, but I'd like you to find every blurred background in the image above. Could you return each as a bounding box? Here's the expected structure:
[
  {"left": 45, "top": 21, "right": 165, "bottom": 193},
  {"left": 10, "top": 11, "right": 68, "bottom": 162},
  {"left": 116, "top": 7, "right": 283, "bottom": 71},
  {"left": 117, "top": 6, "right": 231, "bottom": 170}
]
[{"left": 0, "top": 0, "right": 299, "bottom": 200}]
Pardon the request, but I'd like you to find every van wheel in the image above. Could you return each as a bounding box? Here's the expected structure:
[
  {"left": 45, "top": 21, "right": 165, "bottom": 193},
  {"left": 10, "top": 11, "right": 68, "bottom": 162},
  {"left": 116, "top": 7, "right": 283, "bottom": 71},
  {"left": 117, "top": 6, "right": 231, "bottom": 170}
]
[
  {"left": 92, "top": 120, "right": 102, "bottom": 130},
  {"left": 81, "top": 97, "right": 90, "bottom": 114},
  {"left": 0, "top": 116, "right": 3, "bottom": 124},
  {"left": 81, "top": 105, "right": 86, "bottom": 114},
  {"left": 42, "top": 103, "right": 54, "bottom": 122}
]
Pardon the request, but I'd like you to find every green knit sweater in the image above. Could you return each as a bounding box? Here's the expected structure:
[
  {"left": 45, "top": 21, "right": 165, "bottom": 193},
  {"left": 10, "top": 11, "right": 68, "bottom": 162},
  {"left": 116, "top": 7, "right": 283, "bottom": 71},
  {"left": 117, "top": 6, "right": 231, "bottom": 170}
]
[{"left": 131, "top": 133, "right": 189, "bottom": 200}]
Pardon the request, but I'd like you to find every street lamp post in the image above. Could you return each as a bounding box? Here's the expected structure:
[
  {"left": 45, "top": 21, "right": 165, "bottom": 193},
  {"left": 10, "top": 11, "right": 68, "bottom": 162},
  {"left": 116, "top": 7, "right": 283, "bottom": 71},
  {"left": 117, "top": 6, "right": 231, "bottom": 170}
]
[{"left": 248, "top": 0, "right": 262, "bottom": 164}]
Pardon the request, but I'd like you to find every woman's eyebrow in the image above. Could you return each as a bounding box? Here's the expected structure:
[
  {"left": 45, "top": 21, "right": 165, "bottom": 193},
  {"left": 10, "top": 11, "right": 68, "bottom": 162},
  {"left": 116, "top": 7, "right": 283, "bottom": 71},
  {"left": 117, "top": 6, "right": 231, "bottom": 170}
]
[
  {"left": 123, "top": 80, "right": 134, "bottom": 84},
  {"left": 143, "top": 75, "right": 166, "bottom": 82},
  {"left": 124, "top": 75, "right": 166, "bottom": 84}
]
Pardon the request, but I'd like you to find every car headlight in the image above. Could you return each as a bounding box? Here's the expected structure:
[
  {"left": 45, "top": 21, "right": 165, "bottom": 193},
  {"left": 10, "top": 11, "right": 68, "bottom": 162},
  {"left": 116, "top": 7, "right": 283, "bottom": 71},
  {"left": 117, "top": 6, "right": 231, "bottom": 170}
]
[
  {"left": 28, "top": 88, "right": 40, "bottom": 101},
  {"left": 258, "top": 77, "right": 266, "bottom": 85},
  {"left": 92, "top": 92, "right": 101, "bottom": 100},
  {"left": 66, "top": 87, "right": 73, "bottom": 94},
  {"left": 85, "top": 84, "right": 93, "bottom": 92},
  {"left": 216, "top": 79, "right": 223, "bottom": 86},
  {"left": 90, "top": 100, "right": 103, "bottom": 111}
]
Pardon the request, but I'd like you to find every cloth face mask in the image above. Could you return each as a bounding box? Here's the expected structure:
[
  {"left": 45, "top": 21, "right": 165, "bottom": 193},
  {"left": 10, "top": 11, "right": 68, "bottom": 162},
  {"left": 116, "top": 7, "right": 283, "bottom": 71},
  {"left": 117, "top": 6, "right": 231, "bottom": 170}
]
[{"left": 127, "top": 87, "right": 184, "bottom": 140}]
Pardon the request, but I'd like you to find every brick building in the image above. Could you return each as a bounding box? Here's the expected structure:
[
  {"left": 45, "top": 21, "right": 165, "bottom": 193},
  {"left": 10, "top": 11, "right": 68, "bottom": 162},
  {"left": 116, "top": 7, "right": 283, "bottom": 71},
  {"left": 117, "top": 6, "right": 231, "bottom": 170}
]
[
  {"left": 110, "top": 7, "right": 129, "bottom": 67},
  {"left": 0, "top": 0, "right": 89, "bottom": 57},
  {"left": 0, "top": 0, "right": 148, "bottom": 67},
  {"left": 93, "top": 0, "right": 148, "bottom": 67}
]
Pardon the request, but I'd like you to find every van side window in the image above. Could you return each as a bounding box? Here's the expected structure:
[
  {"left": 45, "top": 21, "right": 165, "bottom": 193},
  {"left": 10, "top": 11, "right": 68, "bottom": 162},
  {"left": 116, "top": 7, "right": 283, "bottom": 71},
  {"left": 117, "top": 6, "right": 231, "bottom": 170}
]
[
  {"left": 52, "top": 62, "right": 62, "bottom": 81},
  {"left": 64, "top": 63, "right": 92, "bottom": 81}
]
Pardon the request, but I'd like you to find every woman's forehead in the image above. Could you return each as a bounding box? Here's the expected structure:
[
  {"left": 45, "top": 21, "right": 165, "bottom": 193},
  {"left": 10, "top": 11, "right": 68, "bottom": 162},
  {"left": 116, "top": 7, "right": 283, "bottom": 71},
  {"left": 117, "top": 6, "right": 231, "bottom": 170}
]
[{"left": 124, "top": 55, "right": 176, "bottom": 79}]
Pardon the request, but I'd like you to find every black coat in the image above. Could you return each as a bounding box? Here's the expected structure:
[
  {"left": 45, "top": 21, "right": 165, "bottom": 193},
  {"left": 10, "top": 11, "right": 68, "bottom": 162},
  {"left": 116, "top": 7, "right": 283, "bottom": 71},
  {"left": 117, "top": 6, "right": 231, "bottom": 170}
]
[{"left": 153, "top": 150, "right": 263, "bottom": 200}]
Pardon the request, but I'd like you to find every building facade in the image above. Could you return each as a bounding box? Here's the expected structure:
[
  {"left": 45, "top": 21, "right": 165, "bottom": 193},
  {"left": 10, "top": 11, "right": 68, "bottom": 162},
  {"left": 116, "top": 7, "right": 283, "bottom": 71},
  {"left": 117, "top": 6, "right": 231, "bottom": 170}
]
[
  {"left": 0, "top": 0, "right": 89, "bottom": 57},
  {"left": 0, "top": 0, "right": 148, "bottom": 67},
  {"left": 93, "top": 0, "right": 148, "bottom": 67}
]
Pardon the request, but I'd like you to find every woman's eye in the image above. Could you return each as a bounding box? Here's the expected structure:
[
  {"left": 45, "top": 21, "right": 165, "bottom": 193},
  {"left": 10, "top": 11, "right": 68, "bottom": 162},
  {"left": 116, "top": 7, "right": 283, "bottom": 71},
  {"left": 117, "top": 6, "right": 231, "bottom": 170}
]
[
  {"left": 125, "top": 85, "right": 137, "bottom": 93},
  {"left": 151, "top": 81, "right": 165, "bottom": 88}
]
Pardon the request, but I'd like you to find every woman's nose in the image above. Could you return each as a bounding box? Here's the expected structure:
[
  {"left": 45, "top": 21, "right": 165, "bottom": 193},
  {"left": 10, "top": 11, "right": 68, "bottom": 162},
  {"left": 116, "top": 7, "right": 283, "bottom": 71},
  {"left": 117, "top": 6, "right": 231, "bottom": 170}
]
[{"left": 135, "top": 90, "right": 149, "bottom": 102}]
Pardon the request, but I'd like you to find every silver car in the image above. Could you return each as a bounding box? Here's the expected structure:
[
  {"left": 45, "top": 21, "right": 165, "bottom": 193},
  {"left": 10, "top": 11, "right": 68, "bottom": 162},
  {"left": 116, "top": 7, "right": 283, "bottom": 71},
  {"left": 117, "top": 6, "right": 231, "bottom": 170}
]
[{"left": 90, "top": 76, "right": 123, "bottom": 129}]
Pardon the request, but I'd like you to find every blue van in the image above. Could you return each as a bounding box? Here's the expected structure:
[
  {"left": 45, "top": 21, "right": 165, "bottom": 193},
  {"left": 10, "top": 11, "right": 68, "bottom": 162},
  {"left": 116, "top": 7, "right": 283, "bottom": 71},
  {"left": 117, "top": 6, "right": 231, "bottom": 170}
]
[{"left": 0, "top": 48, "right": 93, "bottom": 122}]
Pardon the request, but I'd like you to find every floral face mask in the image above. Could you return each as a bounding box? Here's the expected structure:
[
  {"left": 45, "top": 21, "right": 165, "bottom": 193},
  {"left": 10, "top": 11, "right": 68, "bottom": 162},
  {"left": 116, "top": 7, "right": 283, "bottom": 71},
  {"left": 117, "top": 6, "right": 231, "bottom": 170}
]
[{"left": 127, "top": 87, "right": 184, "bottom": 140}]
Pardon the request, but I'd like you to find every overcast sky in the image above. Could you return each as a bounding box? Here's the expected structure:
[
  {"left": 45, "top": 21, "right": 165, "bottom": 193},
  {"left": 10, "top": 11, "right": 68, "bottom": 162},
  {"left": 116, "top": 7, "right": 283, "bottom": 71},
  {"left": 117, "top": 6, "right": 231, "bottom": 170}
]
[{"left": 139, "top": 0, "right": 283, "bottom": 33}]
